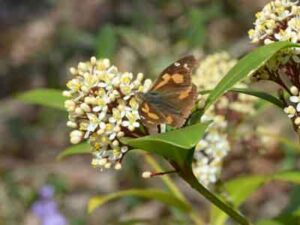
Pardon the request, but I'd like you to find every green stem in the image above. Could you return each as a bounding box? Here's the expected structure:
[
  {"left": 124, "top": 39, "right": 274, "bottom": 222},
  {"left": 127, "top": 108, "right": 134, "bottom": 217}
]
[
  {"left": 145, "top": 155, "right": 205, "bottom": 225},
  {"left": 179, "top": 167, "right": 252, "bottom": 225}
]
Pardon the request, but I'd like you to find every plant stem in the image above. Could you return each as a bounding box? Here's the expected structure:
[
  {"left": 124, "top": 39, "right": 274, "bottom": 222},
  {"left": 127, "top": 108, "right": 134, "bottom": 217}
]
[
  {"left": 179, "top": 168, "right": 252, "bottom": 225},
  {"left": 145, "top": 155, "right": 205, "bottom": 225}
]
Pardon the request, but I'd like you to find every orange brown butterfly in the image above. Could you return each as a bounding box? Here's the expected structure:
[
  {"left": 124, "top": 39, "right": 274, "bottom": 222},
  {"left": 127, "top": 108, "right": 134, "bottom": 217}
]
[{"left": 138, "top": 55, "right": 198, "bottom": 132}]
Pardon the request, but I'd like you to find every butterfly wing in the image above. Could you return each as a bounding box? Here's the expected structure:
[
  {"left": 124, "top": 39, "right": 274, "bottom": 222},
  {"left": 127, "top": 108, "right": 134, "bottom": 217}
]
[
  {"left": 151, "top": 55, "right": 196, "bottom": 93},
  {"left": 140, "top": 56, "right": 197, "bottom": 129}
]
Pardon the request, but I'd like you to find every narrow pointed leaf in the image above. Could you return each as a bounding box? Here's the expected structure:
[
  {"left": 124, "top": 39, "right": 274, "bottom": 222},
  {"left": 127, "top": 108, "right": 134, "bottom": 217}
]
[
  {"left": 88, "top": 189, "right": 191, "bottom": 213},
  {"left": 272, "top": 171, "right": 300, "bottom": 184},
  {"left": 200, "top": 88, "right": 284, "bottom": 109},
  {"left": 230, "top": 88, "right": 284, "bottom": 108}
]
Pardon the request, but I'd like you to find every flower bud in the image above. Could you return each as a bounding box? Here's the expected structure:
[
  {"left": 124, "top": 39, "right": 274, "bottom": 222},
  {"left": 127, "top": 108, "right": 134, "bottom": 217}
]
[
  {"left": 64, "top": 100, "right": 76, "bottom": 112},
  {"left": 142, "top": 171, "right": 152, "bottom": 179}
]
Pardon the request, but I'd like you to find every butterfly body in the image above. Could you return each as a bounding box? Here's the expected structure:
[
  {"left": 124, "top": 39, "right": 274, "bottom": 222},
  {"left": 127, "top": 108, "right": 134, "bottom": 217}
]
[{"left": 138, "top": 55, "right": 198, "bottom": 130}]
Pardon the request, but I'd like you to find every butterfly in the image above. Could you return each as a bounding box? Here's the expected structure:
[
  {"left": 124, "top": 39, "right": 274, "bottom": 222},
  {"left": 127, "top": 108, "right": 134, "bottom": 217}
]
[{"left": 138, "top": 55, "right": 198, "bottom": 131}]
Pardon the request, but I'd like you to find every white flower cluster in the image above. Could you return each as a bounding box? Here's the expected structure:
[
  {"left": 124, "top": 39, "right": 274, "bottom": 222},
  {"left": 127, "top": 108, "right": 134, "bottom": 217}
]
[
  {"left": 193, "top": 114, "right": 230, "bottom": 187},
  {"left": 192, "top": 52, "right": 256, "bottom": 186},
  {"left": 249, "top": 0, "right": 300, "bottom": 81},
  {"left": 249, "top": 0, "right": 300, "bottom": 44},
  {"left": 249, "top": 1, "right": 300, "bottom": 129},
  {"left": 63, "top": 57, "right": 152, "bottom": 170}
]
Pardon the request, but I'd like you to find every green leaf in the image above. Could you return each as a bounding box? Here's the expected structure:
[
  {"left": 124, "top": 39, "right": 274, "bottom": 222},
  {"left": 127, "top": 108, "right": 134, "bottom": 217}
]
[
  {"left": 230, "top": 88, "right": 284, "bottom": 108},
  {"left": 199, "top": 87, "right": 284, "bottom": 109},
  {"left": 88, "top": 189, "right": 191, "bottom": 213},
  {"left": 272, "top": 171, "right": 300, "bottom": 184},
  {"left": 120, "top": 122, "right": 210, "bottom": 164},
  {"left": 16, "top": 88, "right": 66, "bottom": 110},
  {"left": 211, "top": 176, "right": 265, "bottom": 225},
  {"left": 96, "top": 25, "right": 117, "bottom": 59},
  {"left": 211, "top": 171, "right": 300, "bottom": 225},
  {"left": 57, "top": 142, "right": 90, "bottom": 160},
  {"left": 205, "top": 41, "right": 300, "bottom": 111}
]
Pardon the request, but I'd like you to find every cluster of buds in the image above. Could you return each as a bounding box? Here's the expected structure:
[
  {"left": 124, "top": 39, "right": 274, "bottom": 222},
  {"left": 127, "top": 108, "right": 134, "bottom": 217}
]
[
  {"left": 192, "top": 52, "right": 256, "bottom": 186},
  {"left": 63, "top": 57, "right": 152, "bottom": 170},
  {"left": 249, "top": 0, "right": 300, "bottom": 133},
  {"left": 284, "top": 85, "right": 300, "bottom": 130}
]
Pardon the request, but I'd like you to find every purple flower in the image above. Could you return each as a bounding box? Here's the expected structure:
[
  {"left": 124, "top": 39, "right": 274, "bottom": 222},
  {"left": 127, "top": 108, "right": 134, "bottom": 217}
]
[
  {"left": 32, "top": 199, "right": 58, "bottom": 218},
  {"left": 39, "top": 185, "right": 54, "bottom": 199},
  {"left": 42, "top": 213, "right": 68, "bottom": 225},
  {"left": 31, "top": 185, "right": 68, "bottom": 225}
]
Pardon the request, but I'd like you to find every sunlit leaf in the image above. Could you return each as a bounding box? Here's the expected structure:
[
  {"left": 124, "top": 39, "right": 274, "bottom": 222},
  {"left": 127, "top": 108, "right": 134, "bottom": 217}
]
[
  {"left": 205, "top": 41, "right": 300, "bottom": 111},
  {"left": 57, "top": 142, "right": 90, "bottom": 160},
  {"left": 16, "top": 88, "right": 66, "bottom": 110},
  {"left": 272, "top": 171, "right": 300, "bottom": 184},
  {"left": 88, "top": 189, "right": 191, "bottom": 213}
]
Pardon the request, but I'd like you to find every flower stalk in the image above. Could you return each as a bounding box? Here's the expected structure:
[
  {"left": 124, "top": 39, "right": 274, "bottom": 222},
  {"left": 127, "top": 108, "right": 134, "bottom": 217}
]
[{"left": 176, "top": 162, "right": 252, "bottom": 225}]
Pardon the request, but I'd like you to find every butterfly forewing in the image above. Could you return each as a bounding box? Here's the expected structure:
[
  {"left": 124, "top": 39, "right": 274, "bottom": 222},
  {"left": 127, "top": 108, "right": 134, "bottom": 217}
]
[
  {"left": 140, "top": 55, "right": 198, "bottom": 130},
  {"left": 151, "top": 55, "right": 196, "bottom": 92}
]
